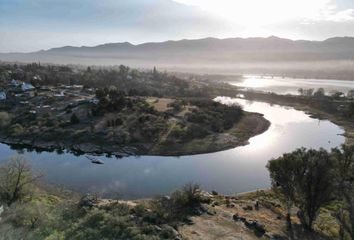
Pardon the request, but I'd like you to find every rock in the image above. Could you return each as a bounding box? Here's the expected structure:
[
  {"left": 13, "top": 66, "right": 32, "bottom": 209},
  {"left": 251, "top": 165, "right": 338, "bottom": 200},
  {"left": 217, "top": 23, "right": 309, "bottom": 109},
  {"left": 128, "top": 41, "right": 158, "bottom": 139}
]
[
  {"left": 232, "top": 213, "right": 246, "bottom": 222},
  {"left": 243, "top": 220, "right": 266, "bottom": 236},
  {"left": 253, "top": 221, "right": 266, "bottom": 235},
  {"left": 243, "top": 205, "right": 253, "bottom": 211},
  {"left": 206, "top": 209, "right": 216, "bottom": 215},
  {"left": 161, "top": 225, "right": 181, "bottom": 238},
  {"left": 211, "top": 190, "right": 218, "bottom": 195},
  {"left": 244, "top": 219, "right": 254, "bottom": 228},
  {"left": 227, "top": 203, "right": 235, "bottom": 208},
  {"left": 264, "top": 233, "right": 285, "bottom": 240},
  {"left": 78, "top": 194, "right": 98, "bottom": 208},
  {"left": 153, "top": 225, "right": 162, "bottom": 232},
  {"left": 233, "top": 214, "right": 240, "bottom": 221}
]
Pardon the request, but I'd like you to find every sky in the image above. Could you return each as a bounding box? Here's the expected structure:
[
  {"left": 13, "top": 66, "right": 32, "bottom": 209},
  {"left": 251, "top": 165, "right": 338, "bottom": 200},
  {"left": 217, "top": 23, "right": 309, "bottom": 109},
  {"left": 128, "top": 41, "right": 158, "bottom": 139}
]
[{"left": 1, "top": 0, "right": 354, "bottom": 52}]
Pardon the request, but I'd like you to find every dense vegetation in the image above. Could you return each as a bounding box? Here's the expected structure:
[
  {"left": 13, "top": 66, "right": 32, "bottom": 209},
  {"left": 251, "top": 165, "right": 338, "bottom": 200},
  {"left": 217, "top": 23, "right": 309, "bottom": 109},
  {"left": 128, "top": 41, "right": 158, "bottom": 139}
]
[
  {"left": 0, "top": 63, "right": 248, "bottom": 156},
  {"left": 0, "top": 63, "right": 238, "bottom": 98},
  {"left": 241, "top": 88, "right": 354, "bottom": 122},
  {"left": 267, "top": 145, "right": 354, "bottom": 239}
]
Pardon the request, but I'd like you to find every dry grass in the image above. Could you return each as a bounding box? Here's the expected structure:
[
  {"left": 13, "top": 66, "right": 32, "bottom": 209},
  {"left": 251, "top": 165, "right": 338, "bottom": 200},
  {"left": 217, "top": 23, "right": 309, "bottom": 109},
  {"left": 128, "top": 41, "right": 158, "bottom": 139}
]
[{"left": 146, "top": 97, "right": 175, "bottom": 112}]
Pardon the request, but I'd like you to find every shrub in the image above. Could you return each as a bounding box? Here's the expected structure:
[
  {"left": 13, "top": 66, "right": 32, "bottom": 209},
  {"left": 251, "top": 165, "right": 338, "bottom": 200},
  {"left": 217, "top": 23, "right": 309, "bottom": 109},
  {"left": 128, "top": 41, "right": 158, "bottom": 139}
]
[
  {"left": 70, "top": 113, "right": 80, "bottom": 124},
  {"left": 0, "top": 111, "right": 11, "bottom": 128},
  {"left": 9, "top": 123, "right": 24, "bottom": 136}
]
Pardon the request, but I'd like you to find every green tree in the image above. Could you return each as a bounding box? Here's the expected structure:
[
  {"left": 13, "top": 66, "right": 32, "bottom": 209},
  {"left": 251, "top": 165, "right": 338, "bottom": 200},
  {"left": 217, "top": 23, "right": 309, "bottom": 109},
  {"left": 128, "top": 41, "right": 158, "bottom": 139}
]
[
  {"left": 267, "top": 153, "right": 298, "bottom": 229},
  {"left": 294, "top": 148, "right": 335, "bottom": 231},
  {"left": 332, "top": 145, "right": 354, "bottom": 239},
  {"left": 267, "top": 148, "right": 335, "bottom": 231}
]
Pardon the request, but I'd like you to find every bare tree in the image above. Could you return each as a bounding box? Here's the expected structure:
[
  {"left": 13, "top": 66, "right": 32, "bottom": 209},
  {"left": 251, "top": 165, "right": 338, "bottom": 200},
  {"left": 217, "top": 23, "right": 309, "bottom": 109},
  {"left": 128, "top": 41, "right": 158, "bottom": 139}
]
[{"left": 0, "top": 157, "right": 42, "bottom": 206}]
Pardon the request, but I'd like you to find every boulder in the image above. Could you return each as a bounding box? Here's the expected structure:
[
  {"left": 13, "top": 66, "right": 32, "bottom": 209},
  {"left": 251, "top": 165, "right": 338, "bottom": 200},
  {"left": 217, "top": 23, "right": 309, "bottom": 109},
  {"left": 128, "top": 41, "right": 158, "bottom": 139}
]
[
  {"left": 78, "top": 194, "right": 98, "bottom": 208},
  {"left": 232, "top": 213, "right": 246, "bottom": 222},
  {"left": 243, "top": 205, "right": 253, "bottom": 211}
]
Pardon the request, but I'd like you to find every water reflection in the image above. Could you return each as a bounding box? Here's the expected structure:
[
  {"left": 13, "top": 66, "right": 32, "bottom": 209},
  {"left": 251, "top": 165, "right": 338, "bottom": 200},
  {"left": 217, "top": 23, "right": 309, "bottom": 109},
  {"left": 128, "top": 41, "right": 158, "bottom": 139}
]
[
  {"left": 232, "top": 75, "right": 354, "bottom": 95},
  {"left": 0, "top": 99, "right": 345, "bottom": 199}
]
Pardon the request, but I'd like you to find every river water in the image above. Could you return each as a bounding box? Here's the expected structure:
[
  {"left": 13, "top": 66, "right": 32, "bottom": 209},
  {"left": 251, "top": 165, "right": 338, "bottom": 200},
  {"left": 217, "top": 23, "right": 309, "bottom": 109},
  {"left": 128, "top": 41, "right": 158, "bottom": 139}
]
[
  {"left": 231, "top": 75, "right": 354, "bottom": 95},
  {"left": 0, "top": 98, "right": 345, "bottom": 199}
]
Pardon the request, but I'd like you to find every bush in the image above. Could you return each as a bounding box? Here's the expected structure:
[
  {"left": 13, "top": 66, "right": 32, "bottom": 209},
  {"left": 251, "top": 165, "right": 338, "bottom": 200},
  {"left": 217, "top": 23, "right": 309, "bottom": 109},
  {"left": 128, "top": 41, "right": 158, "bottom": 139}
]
[
  {"left": 70, "top": 113, "right": 80, "bottom": 124},
  {"left": 0, "top": 111, "right": 11, "bottom": 128},
  {"left": 9, "top": 123, "right": 24, "bottom": 136},
  {"left": 186, "top": 99, "right": 243, "bottom": 133},
  {"left": 149, "top": 183, "right": 203, "bottom": 223}
]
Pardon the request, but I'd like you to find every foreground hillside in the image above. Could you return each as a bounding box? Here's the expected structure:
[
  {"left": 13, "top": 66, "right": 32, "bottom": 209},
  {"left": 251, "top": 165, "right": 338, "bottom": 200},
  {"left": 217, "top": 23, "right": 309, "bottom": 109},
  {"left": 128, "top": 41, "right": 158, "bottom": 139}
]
[{"left": 0, "top": 185, "right": 340, "bottom": 240}]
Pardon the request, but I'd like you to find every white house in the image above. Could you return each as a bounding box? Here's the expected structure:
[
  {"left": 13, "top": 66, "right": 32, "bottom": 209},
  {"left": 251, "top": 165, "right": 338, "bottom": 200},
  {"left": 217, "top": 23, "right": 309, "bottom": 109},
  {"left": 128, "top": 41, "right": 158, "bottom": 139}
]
[
  {"left": 21, "top": 82, "right": 35, "bottom": 91},
  {"left": 0, "top": 91, "right": 6, "bottom": 101}
]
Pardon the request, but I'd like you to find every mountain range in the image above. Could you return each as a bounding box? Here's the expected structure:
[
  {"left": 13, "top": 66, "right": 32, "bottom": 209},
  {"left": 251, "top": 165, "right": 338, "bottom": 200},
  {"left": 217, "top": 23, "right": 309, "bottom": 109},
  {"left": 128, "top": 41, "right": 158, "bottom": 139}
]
[{"left": 2, "top": 36, "right": 354, "bottom": 78}]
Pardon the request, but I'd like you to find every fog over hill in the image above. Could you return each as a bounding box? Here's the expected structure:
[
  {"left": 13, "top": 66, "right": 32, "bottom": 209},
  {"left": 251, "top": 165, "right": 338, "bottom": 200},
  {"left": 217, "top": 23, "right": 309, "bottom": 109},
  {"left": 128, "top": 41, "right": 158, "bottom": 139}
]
[{"left": 2, "top": 36, "right": 354, "bottom": 79}]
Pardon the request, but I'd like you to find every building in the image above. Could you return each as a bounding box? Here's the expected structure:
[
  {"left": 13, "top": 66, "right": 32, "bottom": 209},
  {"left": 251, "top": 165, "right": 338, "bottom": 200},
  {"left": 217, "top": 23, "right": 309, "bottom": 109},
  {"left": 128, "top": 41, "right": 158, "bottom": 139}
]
[{"left": 21, "top": 83, "right": 35, "bottom": 91}]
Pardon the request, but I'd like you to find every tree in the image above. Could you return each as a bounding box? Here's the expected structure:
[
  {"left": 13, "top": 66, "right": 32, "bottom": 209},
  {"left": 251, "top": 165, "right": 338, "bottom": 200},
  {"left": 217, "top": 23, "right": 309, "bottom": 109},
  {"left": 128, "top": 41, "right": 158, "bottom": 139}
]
[
  {"left": 298, "top": 88, "right": 304, "bottom": 96},
  {"left": 267, "top": 148, "right": 335, "bottom": 231},
  {"left": 304, "top": 88, "right": 314, "bottom": 97},
  {"left": 0, "top": 157, "right": 42, "bottom": 206},
  {"left": 267, "top": 153, "right": 298, "bottom": 229},
  {"left": 332, "top": 145, "right": 354, "bottom": 239},
  {"left": 331, "top": 91, "right": 344, "bottom": 99},
  {"left": 313, "top": 88, "right": 325, "bottom": 99},
  {"left": 347, "top": 90, "right": 354, "bottom": 99},
  {"left": 118, "top": 65, "right": 129, "bottom": 80},
  {"left": 294, "top": 148, "right": 335, "bottom": 231}
]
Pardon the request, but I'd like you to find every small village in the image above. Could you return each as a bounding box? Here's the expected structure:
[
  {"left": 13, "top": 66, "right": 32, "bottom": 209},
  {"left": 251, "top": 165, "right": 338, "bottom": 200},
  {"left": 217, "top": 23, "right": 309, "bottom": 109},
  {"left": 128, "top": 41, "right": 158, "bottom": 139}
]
[{"left": 0, "top": 74, "right": 99, "bottom": 121}]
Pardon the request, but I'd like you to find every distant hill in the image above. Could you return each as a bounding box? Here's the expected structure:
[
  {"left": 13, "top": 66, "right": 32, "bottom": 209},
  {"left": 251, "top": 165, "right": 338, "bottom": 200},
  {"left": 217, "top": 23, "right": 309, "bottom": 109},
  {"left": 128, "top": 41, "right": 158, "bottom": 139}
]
[{"left": 2, "top": 36, "right": 354, "bottom": 79}]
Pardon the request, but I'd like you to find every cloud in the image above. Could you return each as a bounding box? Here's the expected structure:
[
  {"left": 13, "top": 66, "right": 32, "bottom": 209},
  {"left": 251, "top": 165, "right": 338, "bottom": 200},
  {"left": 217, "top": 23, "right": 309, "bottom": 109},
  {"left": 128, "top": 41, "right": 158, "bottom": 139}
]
[
  {"left": 0, "top": 0, "right": 231, "bottom": 52},
  {"left": 173, "top": 0, "right": 354, "bottom": 24},
  {"left": 1, "top": 0, "right": 354, "bottom": 52}
]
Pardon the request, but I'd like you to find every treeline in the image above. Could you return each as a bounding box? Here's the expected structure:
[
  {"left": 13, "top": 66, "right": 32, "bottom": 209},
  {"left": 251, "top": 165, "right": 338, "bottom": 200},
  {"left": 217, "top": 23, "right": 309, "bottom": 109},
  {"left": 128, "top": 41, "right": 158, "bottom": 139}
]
[
  {"left": 241, "top": 90, "right": 354, "bottom": 121},
  {"left": 267, "top": 145, "right": 354, "bottom": 239},
  {"left": 0, "top": 63, "right": 238, "bottom": 98}
]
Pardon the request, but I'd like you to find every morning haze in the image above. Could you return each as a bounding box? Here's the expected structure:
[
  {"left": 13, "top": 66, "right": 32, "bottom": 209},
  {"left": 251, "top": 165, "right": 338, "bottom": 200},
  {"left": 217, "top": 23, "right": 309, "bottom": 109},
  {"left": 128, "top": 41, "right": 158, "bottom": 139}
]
[{"left": 0, "top": 1, "right": 353, "bottom": 240}]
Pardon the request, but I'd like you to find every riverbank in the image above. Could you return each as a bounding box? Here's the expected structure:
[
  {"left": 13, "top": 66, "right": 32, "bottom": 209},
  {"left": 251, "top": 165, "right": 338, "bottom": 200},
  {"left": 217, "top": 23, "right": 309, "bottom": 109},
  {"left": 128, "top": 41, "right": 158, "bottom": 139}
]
[
  {"left": 148, "top": 111, "right": 270, "bottom": 156},
  {"left": 236, "top": 91, "right": 354, "bottom": 146},
  {"left": 0, "top": 111, "right": 270, "bottom": 157}
]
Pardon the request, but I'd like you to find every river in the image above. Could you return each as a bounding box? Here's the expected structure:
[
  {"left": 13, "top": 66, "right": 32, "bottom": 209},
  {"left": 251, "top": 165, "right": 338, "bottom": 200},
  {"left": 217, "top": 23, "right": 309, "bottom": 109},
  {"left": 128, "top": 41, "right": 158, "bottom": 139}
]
[
  {"left": 0, "top": 98, "right": 345, "bottom": 199},
  {"left": 231, "top": 75, "right": 354, "bottom": 95}
]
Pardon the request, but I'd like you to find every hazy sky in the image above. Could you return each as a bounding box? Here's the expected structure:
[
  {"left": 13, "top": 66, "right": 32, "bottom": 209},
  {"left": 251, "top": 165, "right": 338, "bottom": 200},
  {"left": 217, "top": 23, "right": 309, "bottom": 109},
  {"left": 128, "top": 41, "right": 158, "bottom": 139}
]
[{"left": 1, "top": 0, "right": 354, "bottom": 52}]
